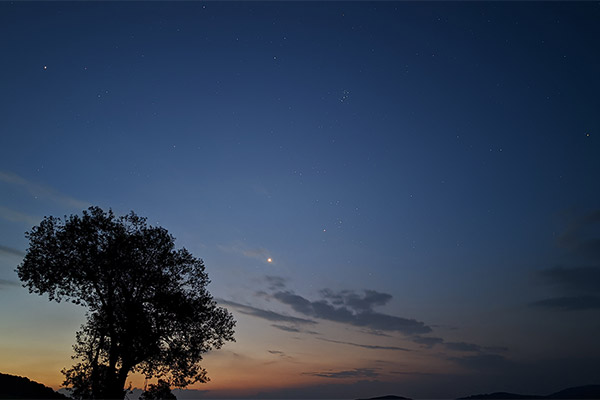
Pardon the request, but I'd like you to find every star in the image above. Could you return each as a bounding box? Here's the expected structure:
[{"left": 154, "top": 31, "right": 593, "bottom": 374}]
[{"left": 267, "top": 258, "right": 273, "bottom": 263}]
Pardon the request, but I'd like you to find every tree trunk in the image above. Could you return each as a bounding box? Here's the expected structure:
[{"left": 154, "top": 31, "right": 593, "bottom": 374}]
[
  {"left": 98, "top": 371, "right": 127, "bottom": 399},
  {"left": 93, "top": 361, "right": 128, "bottom": 399},
  {"left": 101, "top": 385, "right": 126, "bottom": 400},
  {"left": 91, "top": 331, "right": 105, "bottom": 397}
]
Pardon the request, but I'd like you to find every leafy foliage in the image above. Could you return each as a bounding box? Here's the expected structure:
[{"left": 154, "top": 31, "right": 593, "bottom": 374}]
[
  {"left": 17, "top": 206, "right": 235, "bottom": 399},
  {"left": 140, "top": 380, "right": 177, "bottom": 400}
]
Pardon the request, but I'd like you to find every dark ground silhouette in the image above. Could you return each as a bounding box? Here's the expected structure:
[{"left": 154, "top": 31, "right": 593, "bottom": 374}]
[
  {"left": 0, "top": 373, "right": 66, "bottom": 399},
  {"left": 458, "top": 384, "right": 600, "bottom": 399},
  {"left": 2, "top": 372, "right": 599, "bottom": 400}
]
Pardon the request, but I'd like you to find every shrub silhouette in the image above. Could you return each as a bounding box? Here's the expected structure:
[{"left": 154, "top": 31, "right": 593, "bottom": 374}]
[{"left": 140, "top": 380, "right": 177, "bottom": 400}]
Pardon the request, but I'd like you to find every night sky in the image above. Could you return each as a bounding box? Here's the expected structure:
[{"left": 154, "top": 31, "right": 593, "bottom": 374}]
[{"left": 1, "top": 2, "right": 600, "bottom": 399}]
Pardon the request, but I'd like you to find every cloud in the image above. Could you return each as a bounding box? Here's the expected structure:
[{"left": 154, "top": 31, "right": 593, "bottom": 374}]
[
  {"left": 483, "top": 345, "right": 509, "bottom": 353},
  {"left": 265, "top": 275, "right": 286, "bottom": 290},
  {"left": 263, "top": 281, "right": 430, "bottom": 335},
  {"left": 449, "top": 354, "right": 514, "bottom": 371},
  {"left": 531, "top": 211, "right": 600, "bottom": 311},
  {"left": 412, "top": 335, "right": 444, "bottom": 348},
  {"left": 272, "top": 290, "right": 431, "bottom": 335},
  {"left": 358, "top": 329, "right": 392, "bottom": 337},
  {"left": 242, "top": 247, "right": 271, "bottom": 260},
  {"left": 247, "top": 357, "right": 600, "bottom": 399},
  {"left": 274, "top": 291, "right": 315, "bottom": 314},
  {"left": 217, "top": 242, "right": 273, "bottom": 263},
  {"left": 390, "top": 371, "right": 438, "bottom": 376},
  {"left": 271, "top": 324, "right": 301, "bottom": 333},
  {"left": 320, "top": 288, "right": 392, "bottom": 311},
  {"left": 0, "top": 279, "right": 19, "bottom": 289},
  {"left": 411, "top": 336, "right": 507, "bottom": 353},
  {"left": 0, "top": 245, "right": 26, "bottom": 258},
  {"left": 217, "top": 299, "right": 317, "bottom": 325},
  {"left": 262, "top": 279, "right": 507, "bottom": 356},
  {"left": 537, "top": 266, "right": 600, "bottom": 294},
  {"left": 0, "top": 206, "right": 40, "bottom": 225},
  {"left": 303, "top": 368, "right": 380, "bottom": 379},
  {"left": 0, "top": 170, "right": 89, "bottom": 210},
  {"left": 531, "top": 295, "right": 600, "bottom": 311},
  {"left": 270, "top": 324, "right": 319, "bottom": 335},
  {"left": 260, "top": 276, "right": 507, "bottom": 355},
  {"left": 263, "top": 349, "right": 301, "bottom": 366},
  {"left": 443, "top": 341, "right": 482, "bottom": 352},
  {"left": 319, "top": 338, "right": 411, "bottom": 352},
  {"left": 252, "top": 379, "right": 414, "bottom": 399},
  {"left": 557, "top": 210, "right": 600, "bottom": 260}
]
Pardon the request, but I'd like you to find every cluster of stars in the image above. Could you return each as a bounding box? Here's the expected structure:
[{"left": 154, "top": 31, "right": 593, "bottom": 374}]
[{"left": 340, "top": 89, "right": 350, "bottom": 103}]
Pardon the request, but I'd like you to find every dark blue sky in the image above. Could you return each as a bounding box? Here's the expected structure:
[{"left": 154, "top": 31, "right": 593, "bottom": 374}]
[{"left": 1, "top": 2, "right": 599, "bottom": 398}]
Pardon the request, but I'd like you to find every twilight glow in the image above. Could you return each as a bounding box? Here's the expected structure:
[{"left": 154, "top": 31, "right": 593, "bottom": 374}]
[{"left": 0, "top": 2, "right": 599, "bottom": 399}]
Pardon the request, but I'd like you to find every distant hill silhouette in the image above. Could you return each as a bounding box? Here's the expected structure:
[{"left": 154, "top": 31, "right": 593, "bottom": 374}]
[
  {"left": 459, "top": 393, "right": 543, "bottom": 399},
  {"left": 357, "top": 396, "right": 412, "bottom": 400},
  {"left": 458, "top": 385, "right": 600, "bottom": 400},
  {"left": 0, "top": 373, "right": 66, "bottom": 399},
  {"left": 546, "top": 385, "right": 600, "bottom": 399}
]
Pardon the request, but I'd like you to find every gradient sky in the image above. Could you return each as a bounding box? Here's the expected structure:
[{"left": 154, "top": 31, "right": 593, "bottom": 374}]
[{"left": 1, "top": 2, "right": 599, "bottom": 399}]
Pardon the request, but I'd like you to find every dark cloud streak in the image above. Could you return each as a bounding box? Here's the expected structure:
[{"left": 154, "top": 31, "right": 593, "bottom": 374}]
[
  {"left": 532, "top": 211, "right": 600, "bottom": 312},
  {"left": 0, "top": 278, "right": 19, "bottom": 289},
  {"left": 216, "top": 299, "right": 317, "bottom": 325},
  {"left": 538, "top": 266, "right": 600, "bottom": 294},
  {"left": 444, "top": 342, "right": 483, "bottom": 352},
  {"left": 302, "top": 368, "right": 380, "bottom": 379},
  {"left": 265, "top": 275, "right": 286, "bottom": 291},
  {"left": 0, "top": 245, "right": 25, "bottom": 258},
  {"left": 449, "top": 354, "right": 514, "bottom": 371},
  {"left": 531, "top": 295, "right": 600, "bottom": 311},
  {"left": 272, "top": 290, "right": 432, "bottom": 335},
  {"left": 412, "top": 335, "right": 444, "bottom": 348},
  {"left": 270, "top": 324, "right": 319, "bottom": 335},
  {"left": 557, "top": 210, "right": 600, "bottom": 260},
  {"left": 320, "top": 289, "right": 392, "bottom": 312},
  {"left": 319, "top": 337, "right": 411, "bottom": 352}
]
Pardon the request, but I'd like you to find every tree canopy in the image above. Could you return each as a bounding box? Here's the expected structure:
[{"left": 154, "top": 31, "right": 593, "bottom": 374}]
[{"left": 17, "top": 206, "right": 235, "bottom": 399}]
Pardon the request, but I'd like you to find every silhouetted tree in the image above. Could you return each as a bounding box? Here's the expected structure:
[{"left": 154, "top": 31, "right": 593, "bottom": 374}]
[
  {"left": 140, "top": 380, "right": 177, "bottom": 400},
  {"left": 17, "top": 206, "right": 235, "bottom": 399}
]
